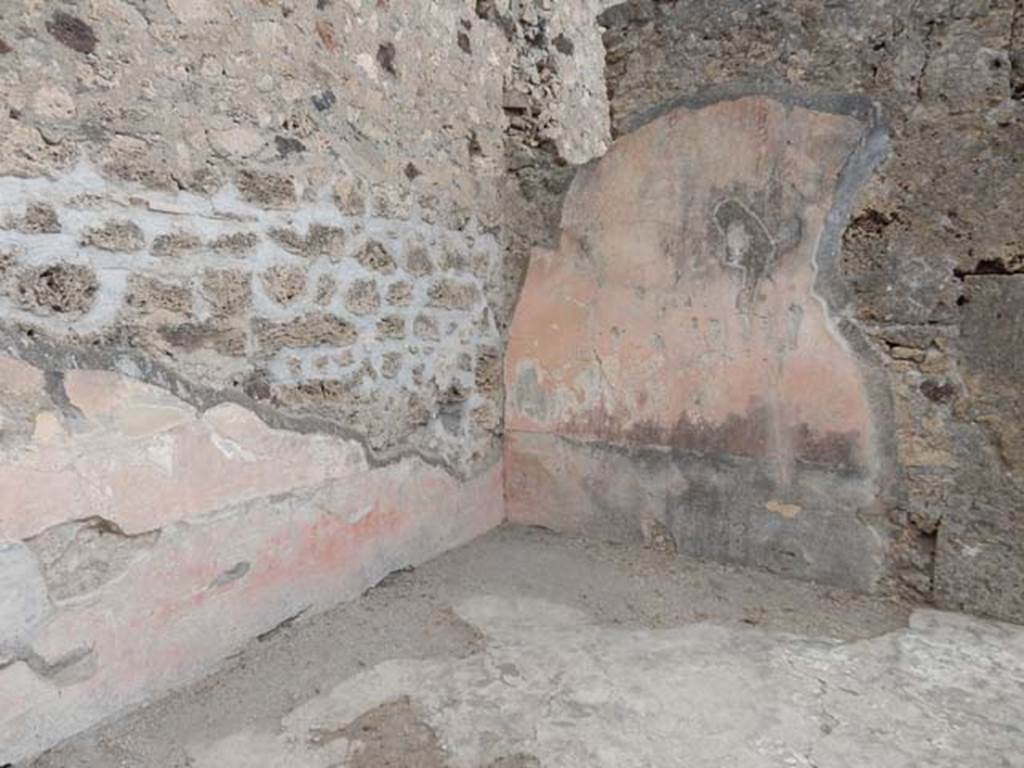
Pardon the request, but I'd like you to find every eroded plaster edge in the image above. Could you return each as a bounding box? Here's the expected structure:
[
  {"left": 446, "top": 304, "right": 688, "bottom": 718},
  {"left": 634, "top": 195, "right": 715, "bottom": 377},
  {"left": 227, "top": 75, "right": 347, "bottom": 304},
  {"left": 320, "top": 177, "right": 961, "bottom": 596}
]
[{"left": 0, "top": 326, "right": 502, "bottom": 482}]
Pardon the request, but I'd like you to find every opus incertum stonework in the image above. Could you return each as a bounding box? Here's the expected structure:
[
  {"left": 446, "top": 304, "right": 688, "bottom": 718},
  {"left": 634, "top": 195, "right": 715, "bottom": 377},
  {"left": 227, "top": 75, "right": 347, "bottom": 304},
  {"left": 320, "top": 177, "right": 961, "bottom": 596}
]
[{"left": 1, "top": 0, "right": 1022, "bottom": 762}]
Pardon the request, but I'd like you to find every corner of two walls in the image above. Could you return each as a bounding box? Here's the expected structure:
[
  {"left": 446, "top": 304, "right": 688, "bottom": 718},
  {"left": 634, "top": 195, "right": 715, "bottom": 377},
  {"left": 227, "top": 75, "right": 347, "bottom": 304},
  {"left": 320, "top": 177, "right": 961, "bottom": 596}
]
[
  {"left": 505, "top": 0, "right": 1024, "bottom": 626},
  {"left": 0, "top": 108, "right": 507, "bottom": 768},
  {"left": 0, "top": 0, "right": 622, "bottom": 758}
]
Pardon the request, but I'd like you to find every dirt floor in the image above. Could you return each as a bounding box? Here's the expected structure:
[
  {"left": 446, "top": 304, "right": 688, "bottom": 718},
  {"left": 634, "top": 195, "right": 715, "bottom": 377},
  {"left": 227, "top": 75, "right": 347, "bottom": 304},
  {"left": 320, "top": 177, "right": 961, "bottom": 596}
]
[{"left": 28, "top": 525, "right": 1024, "bottom": 768}]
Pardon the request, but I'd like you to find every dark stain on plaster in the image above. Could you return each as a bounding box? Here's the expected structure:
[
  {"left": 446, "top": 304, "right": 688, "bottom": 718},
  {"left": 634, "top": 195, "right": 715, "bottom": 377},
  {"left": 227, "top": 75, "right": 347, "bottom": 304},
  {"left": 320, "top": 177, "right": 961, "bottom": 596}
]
[
  {"left": 377, "top": 43, "right": 397, "bottom": 76},
  {"left": 46, "top": 12, "right": 98, "bottom": 55},
  {"left": 713, "top": 198, "right": 777, "bottom": 310},
  {"left": 789, "top": 423, "right": 861, "bottom": 470},
  {"left": 256, "top": 607, "right": 308, "bottom": 642},
  {"left": 157, "top": 322, "right": 244, "bottom": 355},
  {"left": 475, "top": 1, "right": 518, "bottom": 42},
  {"left": 311, "top": 89, "right": 337, "bottom": 112},
  {"left": 613, "top": 82, "right": 883, "bottom": 140},
  {"left": 920, "top": 378, "right": 958, "bottom": 404},
  {"left": 553, "top": 34, "right": 575, "bottom": 56},
  {"left": 43, "top": 370, "right": 84, "bottom": 423},
  {"left": 274, "top": 135, "right": 306, "bottom": 157},
  {"left": 209, "top": 561, "right": 251, "bottom": 589},
  {"left": 533, "top": 433, "right": 887, "bottom": 591},
  {"left": 1, "top": 645, "right": 97, "bottom": 686},
  {"left": 954, "top": 258, "right": 1024, "bottom": 279},
  {"left": 370, "top": 564, "right": 416, "bottom": 591},
  {"left": 312, "top": 696, "right": 447, "bottom": 766},
  {"left": 557, "top": 401, "right": 862, "bottom": 472},
  {"left": 670, "top": 409, "right": 861, "bottom": 471}
]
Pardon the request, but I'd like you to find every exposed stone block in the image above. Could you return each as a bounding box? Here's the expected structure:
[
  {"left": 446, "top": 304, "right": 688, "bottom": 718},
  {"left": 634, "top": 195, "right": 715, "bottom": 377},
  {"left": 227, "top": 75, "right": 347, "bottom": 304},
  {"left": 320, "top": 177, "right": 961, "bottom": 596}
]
[
  {"left": 261, "top": 265, "right": 307, "bottom": 306},
  {"left": 152, "top": 232, "right": 202, "bottom": 257},
  {"left": 158, "top": 322, "right": 247, "bottom": 356},
  {"left": 333, "top": 175, "right": 367, "bottom": 215},
  {"left": 315, "top": 274, "right": 338, "bottom": 305},
  {"left": 13, "top": 264, "right": 98, "bottom": 315},
  {"left": 269, "top": 224, "right": 346, "bottom": 259},
  {"left": 254, "top": 313, "right": 358, "bottom": 353},
  {"left": 414, "top": 313, "right": 440, "bottom": 341},
  {"left": 345, "top": 279, "right": 381, "bottom": 316},
  {"left": 201, "top": 269, "right": 252, "bottom": 318},
  {"left": 381, "top": 351, "right": 403, "bottom": 379},
  {"left": 0, "top": 247, "right": 19, "bottom": 279},
  {"left": 428, "top": 278, "right": 480, "bottom": 310},
  {"left": 80, "top": 220, "right": 146, "bottom": 252},
  {"left": 354, "top": 240, "right": 397, "bottom": 274},
  {"left": 2, "top": 202, "right": 61, "bottom": 234},
  {"left": 386, "top": 281, "right": 413, "bottom": 306},
  {"left": 210, "top": 232, "right": 261, "bottom": 254},
  {"left": 125, "top": 274, "right": 193, "bottom": 316},
  {"left": 370, "top": 184, "right": 411, "bottom": 220},
  {"left": 404, "top": 243, "right": 435, "bottom": 276},
  {"left": 236, "top": 169, "right": 296, "bottom": 208},
  {"left": 376, "top": 315, "right": 406, "bottom": 340},
  {"left": 475, "top": 346, "right": 500, "bottom": 393}
]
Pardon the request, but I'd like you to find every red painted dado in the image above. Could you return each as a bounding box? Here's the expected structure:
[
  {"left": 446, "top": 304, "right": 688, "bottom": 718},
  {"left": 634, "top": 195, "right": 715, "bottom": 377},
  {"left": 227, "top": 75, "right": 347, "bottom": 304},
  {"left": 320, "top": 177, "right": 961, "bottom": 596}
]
[
  {"left": 0, "top": 356, "right": 503, "bottom": 763},
  {"left": 505, "top": 96, "right": 889, "bottom": 587}
]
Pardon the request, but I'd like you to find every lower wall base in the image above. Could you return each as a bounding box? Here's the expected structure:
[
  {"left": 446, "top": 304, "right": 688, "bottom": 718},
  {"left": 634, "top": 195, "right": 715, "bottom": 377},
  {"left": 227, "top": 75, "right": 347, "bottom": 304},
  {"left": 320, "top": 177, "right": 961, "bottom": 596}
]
[
  {"left": 505, "top": 430, "right": 889, "bottom": 593},
  {"left": 0, "top": 358, "right": 503, "bottom": 764},
  {"left": 2, "top": 461, "right": 502, "bottom": 764}
]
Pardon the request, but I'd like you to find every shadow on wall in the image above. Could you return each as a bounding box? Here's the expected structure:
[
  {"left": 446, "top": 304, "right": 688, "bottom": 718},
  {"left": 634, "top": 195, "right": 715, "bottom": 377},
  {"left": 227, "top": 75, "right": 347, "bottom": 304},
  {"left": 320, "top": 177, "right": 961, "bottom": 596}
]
[{"left": 504, "top": 89, "right": 899, "bottom": 593}]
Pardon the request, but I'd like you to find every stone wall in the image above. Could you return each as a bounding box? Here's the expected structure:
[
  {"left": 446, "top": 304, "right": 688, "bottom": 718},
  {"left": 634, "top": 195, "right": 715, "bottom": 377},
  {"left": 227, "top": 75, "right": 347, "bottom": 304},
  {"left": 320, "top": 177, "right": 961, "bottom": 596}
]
[
  {"left": 0, "top": 165, "right": 506, "bottom": 471},
  {"left": 506, "top": 0, "right": 1024, "bottom": 623},
  {"left": 0, "top": 0, "right": 614, "bottom": 762},
  {"left": 0, "top": 0, "right": 521, "bottom": 477}
]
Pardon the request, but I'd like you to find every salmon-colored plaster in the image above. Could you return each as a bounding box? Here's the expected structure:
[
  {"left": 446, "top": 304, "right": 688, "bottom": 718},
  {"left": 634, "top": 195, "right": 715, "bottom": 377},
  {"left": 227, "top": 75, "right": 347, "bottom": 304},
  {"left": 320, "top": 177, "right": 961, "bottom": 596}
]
[
  {"left": 507, "top": 97, "right": 878, "bottom": 476},
  {"left": 0, "top": 356, "right": 503, "bottom": 763},
  {"left": 505, "top": 96, "right": 888, "bottom": 589}
]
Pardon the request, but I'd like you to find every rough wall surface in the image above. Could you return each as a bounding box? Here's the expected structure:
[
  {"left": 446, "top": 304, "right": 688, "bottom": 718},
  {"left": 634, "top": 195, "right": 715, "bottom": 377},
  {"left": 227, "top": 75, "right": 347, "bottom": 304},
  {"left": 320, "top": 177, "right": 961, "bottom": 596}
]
[
  {"left": 2, "top": 0, "right": 1022, "bottom": 758},
  {"left": 0, "top": 355, "right": 502, "bottom": 764},
  {"left": 0, "top": 0, "right": 613, "bottom": 762},
  {"left": 0, "top": 0, "right": 520, "bottom": 475},
  {"left": 525, "top": 0, "right": 1021, "bottom": 621},
  {"left": 506, "top": 93, "right": 895, "bottom": 592}
]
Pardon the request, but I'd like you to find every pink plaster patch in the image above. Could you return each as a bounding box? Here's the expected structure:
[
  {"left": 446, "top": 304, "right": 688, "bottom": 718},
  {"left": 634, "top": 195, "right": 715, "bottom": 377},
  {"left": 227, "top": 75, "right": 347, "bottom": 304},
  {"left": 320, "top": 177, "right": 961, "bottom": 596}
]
[{"left": 506, "top": 97, "right": 878, "bottom": 477}]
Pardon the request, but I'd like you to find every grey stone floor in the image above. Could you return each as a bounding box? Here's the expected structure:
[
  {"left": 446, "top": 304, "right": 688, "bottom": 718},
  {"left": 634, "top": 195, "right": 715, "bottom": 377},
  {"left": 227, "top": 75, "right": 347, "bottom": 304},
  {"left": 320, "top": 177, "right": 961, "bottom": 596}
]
[{"left": 31, "top": 526, "right": 1024, "bottom": 768}]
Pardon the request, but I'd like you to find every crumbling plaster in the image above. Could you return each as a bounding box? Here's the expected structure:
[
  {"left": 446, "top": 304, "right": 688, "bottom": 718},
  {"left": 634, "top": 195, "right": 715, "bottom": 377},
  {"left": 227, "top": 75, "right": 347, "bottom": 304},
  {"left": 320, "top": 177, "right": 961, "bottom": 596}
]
[
  {"left": 1, "top": 0, "right": 1023, "bottom": 763},
  {"left": 0, "top": 0, "right": 615, "bottom": 762}
]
